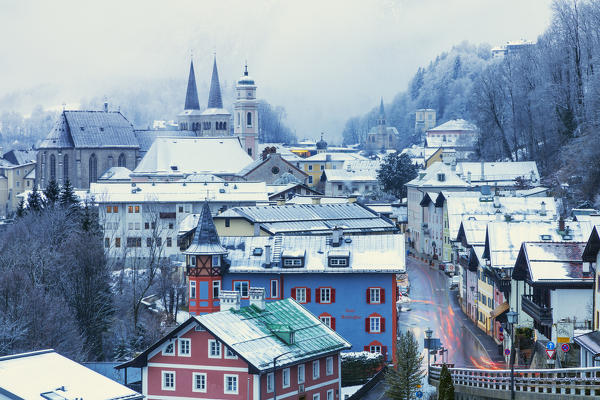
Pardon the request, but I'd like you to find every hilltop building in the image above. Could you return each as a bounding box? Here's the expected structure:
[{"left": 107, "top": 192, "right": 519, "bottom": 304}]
[
  {"left": 365, "top": 99, "right": 399, "bottom": 152},
  {"left": 415, "top": 108, "right": 436, "bottom": 141}
]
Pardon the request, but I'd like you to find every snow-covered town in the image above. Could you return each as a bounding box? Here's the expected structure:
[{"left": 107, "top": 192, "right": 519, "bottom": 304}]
[{"left": 1, "top": 1, "right": 600, "bottom": 399}]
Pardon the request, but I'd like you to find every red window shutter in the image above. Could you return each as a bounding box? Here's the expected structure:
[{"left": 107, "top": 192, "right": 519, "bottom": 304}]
[
  {"left": 307, "top": 288, "right": 311, "bottom": 303},
  {"left": 364, "top": 346, "right": 369, "bottom": 352},
  {"left": 316, "top": 288, "right": 321, "bottom": 304},
  {"left": 381, "top": 317, "right": 386, "bottom": 332},
  {"left": 366, "top": 289, "right": 371, "bottom": 304},
  {"left": 331, "top": 288, "right": 336, "bottom": 303},
  {"left": 291, "top": 288, "right": 296, "bottom": 300},
  {"left": 380, "top": 288, "right": 385, "bottom": 303},
  {"left": 331, "top": 317, "right": 336, "bottom": 331},
  {"left": 365, "top": 318, "right": 370, "bottom": 333}
]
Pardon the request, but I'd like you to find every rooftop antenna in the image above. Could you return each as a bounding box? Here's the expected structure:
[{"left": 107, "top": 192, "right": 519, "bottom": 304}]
[{"left": 244, "top": 59, "right": 248, "bottom": 76}]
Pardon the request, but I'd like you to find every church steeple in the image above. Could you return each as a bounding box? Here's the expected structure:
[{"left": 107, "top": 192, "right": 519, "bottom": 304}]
[
  {"left": 207, "top": 56, "right": 224, "bottom": 109},
  {"left": 186, "top": 201, "right": 227, "bottom": 255},
  {"left": 377, "top": 97, "right": 386, "bottom": 126},
  {"left": 184, "top": 60, "right": 200, "bottom": 111}
]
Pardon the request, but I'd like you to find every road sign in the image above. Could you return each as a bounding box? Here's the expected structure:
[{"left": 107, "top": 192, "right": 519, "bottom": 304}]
[
  {"left": 546, "top": 341, "right": 556, "bottom": 350},
  {"left": 416, "top": 391, "right": 423, "bottom": 398},
  {"left": 546, "top": 349, "right": 556, "bottom": 359},
  {"left": 499, "top": 326, "right": 503, "bottom": 333},
  {"left": 556, "top": 321, "right": 574, "bottom": 344},
  {"left": 499, "top": 332, "right": 504, "bottom": 341},
  {"left": 561, "top": 343, "right": 570, "bottom": 352},
  {"left": 504, "top": 348, "right": 510, "bottom": 356}
]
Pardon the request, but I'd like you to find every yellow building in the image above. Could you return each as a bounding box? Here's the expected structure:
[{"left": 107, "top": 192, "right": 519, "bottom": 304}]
[
  {"left": 0, "top": 150, "right": 37, "bottom": 217},
  {"left": 298, "top": 152, "right": 367, "bottom": 187},
  {"left": 477, "top": 266, "right": 495, "bottom": 335}
]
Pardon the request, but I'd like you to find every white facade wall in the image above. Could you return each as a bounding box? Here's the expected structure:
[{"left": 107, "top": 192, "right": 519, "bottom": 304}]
[
  {"left": 325, "top": 180, "right": 380, "bottom": 197},
  {"left": 551, "top": 288, "right": 593, "bottom": 326}
]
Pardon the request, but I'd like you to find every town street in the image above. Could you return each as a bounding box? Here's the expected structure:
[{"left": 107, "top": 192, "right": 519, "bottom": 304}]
[{"left": 401, "top": 256, "right": 503, "bottom": 369}]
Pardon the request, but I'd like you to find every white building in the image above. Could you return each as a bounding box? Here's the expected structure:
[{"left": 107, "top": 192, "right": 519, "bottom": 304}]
[{"left": 322, "top": 160, "right": 381, "bottom": 196}]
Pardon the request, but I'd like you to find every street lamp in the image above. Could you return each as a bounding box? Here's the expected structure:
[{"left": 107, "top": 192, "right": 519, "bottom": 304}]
[
  {"left": 425, "top": 328, "right": 433, "bottom": 372},
  {"left": 272, "top": 351, "right": 293, "bottom": 400},
  {"left": 507, "top": 310, "right": 518, "bottom": 400}
]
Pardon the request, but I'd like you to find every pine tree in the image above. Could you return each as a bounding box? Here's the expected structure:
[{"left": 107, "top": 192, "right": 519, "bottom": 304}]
[
  {"left": 44, "top": 178, "right": 60, "bottom": 206},
  {"left": 16, "top": 199, "right": 26, "bottom": 218},
  {"left": 437, "top": 364, "right": 455, "bottom": 400},
  {"left": 27, "top": 184, "right": 43, "bottom": 212},
  {"left": 385, "top": 330, "right": 425, "bottom": 400},
  {"left": 377, "top": 152, "right": 418, "bottom": 199},
  {"left": 59, "top": 178, "right": 79, "bottom": 206}
]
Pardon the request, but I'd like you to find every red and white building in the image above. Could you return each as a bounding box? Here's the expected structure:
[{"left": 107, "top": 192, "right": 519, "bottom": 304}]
[{"left": 118, "top": 288, "right": 351, "bottom": 400}]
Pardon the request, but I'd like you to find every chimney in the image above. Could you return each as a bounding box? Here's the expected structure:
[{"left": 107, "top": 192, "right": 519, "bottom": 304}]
[
  {"left": 493, "top": 195, "right": 501, "bottom": 208},
  {"left": 348, "top": 195, "right": 358, "bottom": 203},
  {"left": 103, "top": 101, "right": 108, "bottom": 112},
  {"left": 264, "top": 244, "right": 272, "bottom": 266},
  {"left": 480, "top": 161, "right": 485, "bottom": 181},
  {"left": 540, "top": 201, "right": 547, "bottom": 216},
  {"left": 467, "top": 171, "right": 472, "bottom": 185},
  {"left": 253, "top": 223, "right": 261, "bottom": 236},
  {"left": 249, "top": 287, "right": 266, "bottom": 310},
  {"left": 559, "top": 216, "right": 565, "bottom": 232},
  {"left": 583, "top": 262, "right": 591, "bottom": 275},
  {"left": 219, "top": 290, "right": 241, "bottom": 312},
  {"left": 332, "top": 227, "right": 343, "bottom": 247},
  {"left": 312, "top": 197, "right": 321, "bottom": 205}
]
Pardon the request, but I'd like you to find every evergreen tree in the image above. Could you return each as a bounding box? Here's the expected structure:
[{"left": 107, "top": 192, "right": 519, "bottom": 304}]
[
  {"left": 385, "top": 330, "right": 425, "bottom": 400},
  {"left": 377, "top": 152, "right": 418, "bottom": 199},
  {"left": 27, "top": 184, "right": 43, "bottom": 212},
  {"left": 59, "top": 178, "right": 79, "bottom": 206},
  {"left": 437, "top": 364, "right": 455, "bottom": 400},
  {"left": 44, "top": 178, "right": 60, "bottom": 206},
  {"left": 16, "top": 199, "right": 26, "bottom": 218}
]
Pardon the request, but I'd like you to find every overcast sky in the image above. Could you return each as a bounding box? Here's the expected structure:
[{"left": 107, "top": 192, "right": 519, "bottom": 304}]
[{"left": 0, "top": 0, "right": 553, "bottom": 141}]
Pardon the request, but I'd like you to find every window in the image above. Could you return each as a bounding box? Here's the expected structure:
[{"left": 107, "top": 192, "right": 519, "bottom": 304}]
[
  {"left": 329, "top": 258, "right": 347, "bottom": 266},
  {"left": 320, "top": 165, "right": 324, "bottom": 170},
  {"left": 106, "top": 206, "right": 112, "bottom": 213},
  {"left": 213, "top": 280, "right": 221, "bottom": 298},
  {"left": 128, "top": 222, "right": 134, "bottom": 230},
  {"left": 317, "top": 287, "right": 334, "bottom": 304},
  {"left": 225, "top": 347, "right": 238, "bottom": 359},
  {"left": 212, "top": 255, "right": 221, "bottom": 267},
  {"left": 179, "top": 338, "right": 191, "bottom": 356},
  {"left": 368, "top": 288, "right": 383, "bottom": 304},
  {"left": 88, "top": 154, "right": 97, "bottom": 184},
  {"left": 267, "top": 373, "right": 274, "bottom": 392},
  {"left": 113, "top": 206, "right": 118, "bottom": 213},
  {"left": 162, "top": 371, "right": 175, "bottom": 391},
  {"left": 118, "top": 153, "right": 126, "bottom": 167},
  {"left": 63, "top": 155, "right": 69, "bottom": 181},
  {"left": 313, "top": 394, "right": 320, "bottom": 400},
  {"left": 49, "top": 154, "right": 56, "bottom": 180},
  {"left": 128, "top": 206, "right": 133, "bottom": 213},
  {"left": 167, "top": 237, "right": 172, "bottom": 247},
  {"left": 298, "top": 364, "right": 305, "bottom": 384},
  {"left": 326, "top": 389, "right": 334, "bottom": 400},
  {"left": 308, "top": 176, "right": 313, "bottom": 184},
  {"left": 209, "top": 340, "right": 221, "bottom": 358},
  {"left": 308, "top": 165, "right": 313, "bottom": 171},
  {"left": 189, "top": 256, "right": 196, "bottom": 266},
  {"left": 169, "top": 222, "right": 174, "bottom": 229},
  {"left": 326, "top": 357, "right": 334, "bottom": 375},
  {"left": 190, "top": 281, "right": 196, "bottom": 299},
  {"left": 247, "top": 111, "right": 252, "bottom": 127},
  {"left": 370, "top": 345, "right": 381, "bottom": 353},
  {"left": 192, "top": 373, "right": 206, "bottom": 393},
  {"left": 234, "top": 281, "right": 249, "bottom": 298},
  {"left": 282, "top": 368, "right": 290, "bottom": 388},
  {"left": 283, "top": 258, "right": 302, "bottom": 267},
  {"left": 293, "top": 287, "right": 308, "bottom": 303},
  {"left": 135, "top": 222, "right": 140, "bottom": 230},
  {"left": 115, "top": 237, "right": 121, "bottom": 248},
  {"left": 178, "top": 206, "right": 184, "bottom": 213},
  {"left": 369, "top": 316, "right": 381, "bottom": 333},
  {"left": 270, "top": 279, "right": 279, "bottom": 298},
  {"left": 225, "top": 218, "right": 230, "bottom": 227},
  {"left": 312, "top": 360, "right": 320, "bottom": 379},
  {"left": 162, "top": 342, "right": 175, "bottom": 355},
  {"left": 135, "top": 205, "right": 140, "bottom": 213},
  {"left": 224, "top": 375, "right": 238, "bottom": 394},
  {"left": 156, "top": 237, "right": 162, "bottom": 247},
  {"left": 320, "top": 315, "right": 331, "bottom": 328},
  {"left": 147, "top": 237, "right": 152, "bottom": 247},
  {"left": 337, "top": 184, "right": 343, "bottom": 191}
]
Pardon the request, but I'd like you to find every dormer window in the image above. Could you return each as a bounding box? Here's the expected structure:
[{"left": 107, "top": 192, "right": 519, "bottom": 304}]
[
  {"left": 282, "top": 250, "right": 305, "bottom": 267},
  {"left": 212, "top": 255, "right": 221, "bottom": 267},
  {"left": 328, "top": 250, "right": 350, "bottom": 267},
  {"left": 329, "top": 258, "right": 347, "bottom": 267},
  {"left": 437, "top": 173, "right": 446, "bottom": 182},
  {"left": 283, "top": 258, "right": 303, "bottom": 267}
]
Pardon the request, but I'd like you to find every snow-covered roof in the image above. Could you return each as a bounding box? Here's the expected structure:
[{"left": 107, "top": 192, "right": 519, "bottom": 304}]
[
  {"left": 89, "top": 180, "right": 268, "bottom": 203},
  {"left": 457, "top": 219, "right": 490, "bottom": 246},
  {"left": 200, "top": 107, "right": 231, "bottom": 116},
  {"left": 514, "top": 242, "right": 591, "bottom": 284},
  {"left": 2, "top": 149, "right": 37, "bottom": 166},
  {"left": 406, "top": 162, "right": 469, "bottom": 188},
  {"left": 324, "top": 160, "right": 381, "bottom": 183},
  {"left": 98, "top": 166, "right": 132, "bottom": 181},
  {"left": 221, "top": 234, "right": 405, "bottom": 273},
  {"left": 286, "top": 195, "right": 351, "bottom": 205},
  {"left": 427, "top": 119, "right": 477, "bottom": 132},
  {"left": 0, "top": 350, "right": 142, "bottom": 400},
  {"left": 132, "top": 136, "right": 253, "bottom": 176},
  {"left": 301, "top": 152, "right": 367, "bottom": 163},
  {"left": 456, "top": 161, "right": 540, "bottom": 185},
  {"left": 425, "top": 133, "right": 476, "bottom": 149}
]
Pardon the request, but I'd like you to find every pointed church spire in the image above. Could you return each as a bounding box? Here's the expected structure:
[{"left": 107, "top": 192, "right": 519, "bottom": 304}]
[
  {"left": 207, "top": 56, "right": 224, "bottom": 109},
  {"left": 184, "top": 60, "right": 200, "bottom": 110},
  {"left": 378, "top": 98, "right": 386, "bottom": 126},
  {"left": 185, "top": 201, "right": 227, "bottom": 255}
]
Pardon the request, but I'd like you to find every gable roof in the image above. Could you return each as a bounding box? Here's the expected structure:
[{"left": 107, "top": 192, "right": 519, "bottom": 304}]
[
  {"left": 185, "top": 201, "right": 227, "bottom": 255},
  {"left": 406, "top": 162, "right": 469, "bottom": 188},
  {"left": 39, "top": 111, "right": 138, "bottom": 149},
  {"left": 132, "top": 136, "right": 253, "bottom": 176},
  {"left": 2, "top": 149, "right": 37, "bottom": 166},
  {"left": 0, "top": 350, "right": 142, "bottom": 400},
  {"left": 119, "top": 299, "right": 350, "bottom": 373},
  {"left": 582, "top": 225, "right": 600, "bottom": 262},
  {"left": 239, "top": 153, "right": 307, "bottom": 177},
  {"left": 427, "top": 119, "right": 477, "bottom": 132},
  {"left": 133, "top": 129, "right": 196, "bottom": 155}
]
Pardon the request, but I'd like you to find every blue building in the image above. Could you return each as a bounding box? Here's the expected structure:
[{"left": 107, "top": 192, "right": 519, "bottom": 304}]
[{"left": 183, "top": 203, "right": 405, "bottom": 362}]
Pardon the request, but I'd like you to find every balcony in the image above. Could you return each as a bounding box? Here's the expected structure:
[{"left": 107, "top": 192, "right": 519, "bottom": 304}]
[{"left": 521, "top": 294, "right": 553, "bottom": 326}]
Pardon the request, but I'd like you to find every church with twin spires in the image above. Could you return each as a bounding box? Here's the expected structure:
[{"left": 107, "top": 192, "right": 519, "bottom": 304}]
[{"left": 178, "top": 57, "right": 259, "bottom": 159}]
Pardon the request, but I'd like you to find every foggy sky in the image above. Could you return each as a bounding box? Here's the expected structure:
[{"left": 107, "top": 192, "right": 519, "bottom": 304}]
[{"left": 0, "top": 0, "right": 552, "bottom": 141}]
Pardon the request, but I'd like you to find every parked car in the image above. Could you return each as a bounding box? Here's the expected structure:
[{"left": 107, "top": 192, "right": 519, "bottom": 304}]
[{"left": 449, "top": 276, "right": 460, "bottom": 290}]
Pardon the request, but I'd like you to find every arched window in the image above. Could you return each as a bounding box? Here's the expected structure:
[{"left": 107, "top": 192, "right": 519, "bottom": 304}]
[
  {"left": 223, "top": 122, "right": 227, "bottom": 130},
  {"left": 63, "top": 154, "right": 69, "bottom": 181},
  {"left": 118, "top": 153, "right": 126, "bottom": 167},
  {"left": 247, "top": 112, "right": 252, "bottom": 127},
  {"left": 49, "top": 154, "right": 56, "bottom": 181},
  {"left": 89, "top": 154, "right": 97, "bottom": 185},
  {"left": 216, "top": 122, "right": 221, "bottom": 130},
  {"left": 237, "top": 112, "right": 240, "bottom": 127}
]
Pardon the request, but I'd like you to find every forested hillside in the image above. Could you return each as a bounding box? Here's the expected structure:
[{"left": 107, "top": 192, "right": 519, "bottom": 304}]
[{"left": 344, "top": 0, "right": 600, "bottom": 207}]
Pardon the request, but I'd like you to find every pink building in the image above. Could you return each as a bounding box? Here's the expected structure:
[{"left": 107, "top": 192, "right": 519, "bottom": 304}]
[{"left": 118, "top": 289, "right": 350, "bottom": 400}]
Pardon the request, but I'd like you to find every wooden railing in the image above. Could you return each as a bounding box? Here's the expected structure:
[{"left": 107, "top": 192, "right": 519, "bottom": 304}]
[{"left": 429, "top": 365, "right": 600, "bottom": 397}]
